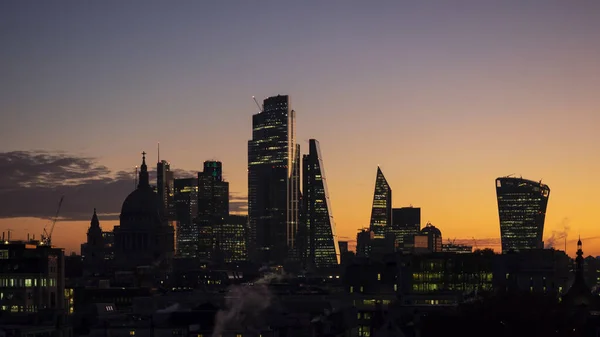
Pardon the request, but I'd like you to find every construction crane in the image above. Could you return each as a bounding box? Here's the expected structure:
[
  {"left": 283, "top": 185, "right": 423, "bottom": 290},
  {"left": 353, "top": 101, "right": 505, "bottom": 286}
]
[
  {"left": 252, "top": 96, "right": 263, "bottom": 112},
  {"left": 41, "top": 196, "right": 64, "bottom": 246}
]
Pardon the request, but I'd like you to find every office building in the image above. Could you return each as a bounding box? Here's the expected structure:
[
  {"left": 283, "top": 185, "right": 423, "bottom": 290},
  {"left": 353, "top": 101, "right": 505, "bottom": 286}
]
[
  {"left": 302, "top": 139, "right": 340, "bottom": 269},
  {"left": 247, "top": 95, "right": 300, "bottom": 264},
  {"left": 369, "top": 167, "right": 392, "bottom": 239},
  {"left": 496, "top": 176, "right": 550, "bottom": 252},
  {"left": 174, "top": 177, "right": 199, "bottom": 257},
  {"left": 197, "top": 161, "right": 229, "bottom": 261},
  {"left": 0, "top": 241, "right": 65, "bottom": 314},
  {"left": 214, "top": 215, "right": 248, "bottom": 263},
  {"left": 390, "top": 207, "right": 421, "bottom": 252},
  {"left": 157, "top": 159, "right": 175, "bottom": 221}
]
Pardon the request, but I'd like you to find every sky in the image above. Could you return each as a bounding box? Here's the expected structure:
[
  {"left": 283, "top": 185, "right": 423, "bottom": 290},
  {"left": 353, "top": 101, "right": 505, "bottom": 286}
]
[{"left": 1, "top": 1, "right": 600, "bottom": 256}]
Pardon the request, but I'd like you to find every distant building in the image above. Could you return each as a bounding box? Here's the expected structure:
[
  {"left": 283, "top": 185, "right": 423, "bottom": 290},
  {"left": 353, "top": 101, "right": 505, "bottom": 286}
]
[
  {"left": 197, "top": 161, "right": 229, "bottom": 261},
  {"left": 369, "top": 167, "right": 392, "bottom": 239},
  {"left": 113, "top": 152, "right": 175, "bottom": 270},
  {"left": 174, "top": 177, "right": 199, "bottom": 257},
  {"left": 157, "top": 159, "right": 175, "bottom": 221},
  {"left": 81, "top": 208, "right": 105, "bottom": 275},
  {"left": 338, "top": 241, "right": 349, "bottom": 255},
  {"left": 247, "top": 95, "right": 300, "bottom": 265},
  {"left": 356, "top": 229, "right": 374, "bottom": 258},
  {"left": 496, "top": 177, "right": 550, "bottom": 252},
  {"left": 390, "top": 207, "right": 421, "bottom": 252},
  {"left": 0, "top": 241, "right": 65, "bottom": 313},
  {"left": 441, "top": 243, "right": 473, "bottom": 254},
  {"left": 302, "top": 139, "right": 340, "bottom": 269},
  {"left": 420, "top": 222, "right": 442, "bottom": 253},
  {"left": 214, "top": 215, "right": 248, "bottom": 263}
]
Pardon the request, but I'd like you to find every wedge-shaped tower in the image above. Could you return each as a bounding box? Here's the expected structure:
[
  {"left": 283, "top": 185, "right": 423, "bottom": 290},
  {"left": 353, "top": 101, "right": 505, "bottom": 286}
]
[
  {"left": 302, "top": 139, "right": 340, "bottom": 268},
  {"left": 369, "top": 167, "right": 392, "bottom": 238},
  {"left": 496, "top": 176, "right": 550, "bottom": 252}
]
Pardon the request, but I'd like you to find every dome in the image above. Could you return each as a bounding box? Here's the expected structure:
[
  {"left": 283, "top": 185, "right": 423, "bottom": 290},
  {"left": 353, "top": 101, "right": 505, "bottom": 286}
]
[
  {"left": 421, "top": 222, "right": 441, "bottom": 237},
  {"left": 119, "top": 151, "right": 163, "bottom": 221},
  {"left": 120, "top": 186, "right": 163, "bottom": 217}
]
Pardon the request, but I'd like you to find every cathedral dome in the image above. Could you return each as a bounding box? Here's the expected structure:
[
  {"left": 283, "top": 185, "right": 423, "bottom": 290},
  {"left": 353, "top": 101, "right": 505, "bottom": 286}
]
[
  {"left": 120, "top": 152, "right": 163, "bottom": 222},
  {"left": 121, "top": 187, "right": 162, "bottom": 217}
]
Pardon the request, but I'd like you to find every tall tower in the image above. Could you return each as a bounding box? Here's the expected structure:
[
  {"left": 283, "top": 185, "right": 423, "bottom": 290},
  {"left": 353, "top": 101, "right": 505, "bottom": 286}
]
[
  {"left": 157, "top": 159, "right": 175, "bottom": 221},
  {"left": 81, "top": 208, "right": 105, "bottom": 275},
  {"left": 197, "top": 161, "right": 229, "bottom": 261},
  {"left": 173, "top": 177, "right": 199, "bottom": 257},
  {"left": 496, "top": 176, "right": 550, "bottom": 252},
  {"left": 369, "top": 167, "right": 392, "bottom": 239},
  {"left": 248, "top": 95, "right": 300, "bottom": 265},
  {"left": 302, "top": 139, "right": 340, "bottom": 269}
]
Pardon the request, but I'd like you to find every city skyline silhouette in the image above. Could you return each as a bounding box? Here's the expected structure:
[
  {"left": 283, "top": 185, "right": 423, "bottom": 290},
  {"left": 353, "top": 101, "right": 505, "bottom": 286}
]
[{"left": 1, "top": 1, "right": 600, "bottom": 257}]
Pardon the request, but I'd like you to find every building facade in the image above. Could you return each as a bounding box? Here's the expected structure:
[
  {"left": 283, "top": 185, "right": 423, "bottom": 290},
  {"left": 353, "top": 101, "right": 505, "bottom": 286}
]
[
  {"left": 369, "top": 167, "right": 392, "bottom": 239},
  {"left": 247, "top": 95, "right": 300, "bottom": 265},
  {"left": 173, "top": 177, "right": 198, "bottom": 257},
  {"left": 196, "top": 161, "right": 229, "bottom": 261},
  {"left": 496, "top": 177, "right": 550, "bottom": 252},
  {"left": 390, "top": 207, "right": 421, "bottom": 252},
  {"left": 302, "top": 139, "right": 340, "bottom": 269},
  {"left": 0, "top": 242, "right": 65, "bottom": 314}
]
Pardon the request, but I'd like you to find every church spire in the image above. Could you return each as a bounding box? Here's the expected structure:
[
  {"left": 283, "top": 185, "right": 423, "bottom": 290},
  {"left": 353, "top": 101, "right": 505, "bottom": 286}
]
[
  {"left": 138, "top": 151, "right": 150, "bottom": 188},
  {"left": 90, "top": 208, "right": 100, "bottom": 229},
  {"left": 576, "top": 237, "right": 584, "bottom": 280}
]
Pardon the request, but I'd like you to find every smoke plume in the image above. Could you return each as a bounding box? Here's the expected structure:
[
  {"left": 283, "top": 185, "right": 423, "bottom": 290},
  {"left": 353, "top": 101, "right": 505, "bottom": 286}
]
[
  {"left": 545, "top": 217, "right": 571, "bottom": 250},
  {"left": 211, "top": 272, "right": 284, "bottom": 337}
]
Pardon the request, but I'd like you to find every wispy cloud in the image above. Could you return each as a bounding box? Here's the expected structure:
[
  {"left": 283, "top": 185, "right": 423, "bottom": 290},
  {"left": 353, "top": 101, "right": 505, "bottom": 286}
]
[{"left": 0, "top": 151, "right": 200, "bottom": 221}]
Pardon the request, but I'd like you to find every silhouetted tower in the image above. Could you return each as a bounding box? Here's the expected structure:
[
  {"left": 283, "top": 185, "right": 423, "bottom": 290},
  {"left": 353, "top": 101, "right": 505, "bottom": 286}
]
[
  {"left": 302, "top": 139, "right": 340, "bottom": 269},
  {"left": 196, "top": 161, "right": 229, "bottom": 261},
  {"left": 247, "top": 95, "right": 300, "bottom": 265},
  {"left": 82, "top": 208, "right": 105, "bottom": 275},
  {"left": 369, "top": 167, "right": 392, "bottom": 239},
  {"left": 496, "top": 177, "right": 550, "bottom": 252}
]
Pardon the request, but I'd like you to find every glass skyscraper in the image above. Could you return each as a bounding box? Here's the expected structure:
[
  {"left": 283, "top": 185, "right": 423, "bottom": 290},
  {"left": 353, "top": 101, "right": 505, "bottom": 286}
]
[
  {"left": 196, "top": 161, "right": 229, "bottom": 261},
  {"left": 369, "top": 167, "right": 392, "bottom": 239},
  {"left": 173, "top": 178, "right": 198, "bottom": 257},
  {"left": 302, "top": 139, "right": 340, "bottom": 269},
  {"left": 496, "top": 176, "right": 550, "bottom": 252},
  {"left": 248, "top": 95, "right": 300, "bottom": 265}
]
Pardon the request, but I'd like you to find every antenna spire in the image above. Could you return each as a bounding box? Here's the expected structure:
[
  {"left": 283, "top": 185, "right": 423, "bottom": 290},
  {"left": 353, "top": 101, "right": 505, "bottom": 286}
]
[{"left": 158, "top": 142, "right": 160, "bottom": 163}]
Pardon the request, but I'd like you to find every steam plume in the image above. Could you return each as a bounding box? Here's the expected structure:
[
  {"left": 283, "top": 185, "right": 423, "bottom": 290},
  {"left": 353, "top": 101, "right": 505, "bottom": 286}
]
[
  {"left": 211, "top": 272, "right": 284, "bottom": 337},
  {"left": 545, "top": 217, "right": 570, "bottom": 250}
]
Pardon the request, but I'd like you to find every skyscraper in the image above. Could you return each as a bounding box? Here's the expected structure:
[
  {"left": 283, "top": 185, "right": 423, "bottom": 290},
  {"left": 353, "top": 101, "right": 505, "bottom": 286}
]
[
  {"left": 157, "top": 159, "right": 175, "bottom": 221},
  {"left": 369, "top": 167, "right": 392, "bottom": 239},
  {"left": 496, "top": 176, "right": 550, "bottom": 252},
  {"left": 173, "top": 177, "right": 198, "bottom": 257},
  {"left": 390, "top": 206, "right": 421, "bottom": 252},
  {"left": 196, "top": 161, "right": 229, "bottom": 260},
  {"left": 248, "top": 95, "right": 300, "bottom": 265},
  {"left": 302, "top": 139, "right": 340, "bottom": 269}
]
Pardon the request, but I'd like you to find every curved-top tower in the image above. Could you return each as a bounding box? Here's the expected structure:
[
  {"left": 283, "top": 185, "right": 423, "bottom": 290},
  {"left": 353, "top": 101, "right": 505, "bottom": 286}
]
[{"left": 495, "top": 176, "right": 550, "bottom": 252}]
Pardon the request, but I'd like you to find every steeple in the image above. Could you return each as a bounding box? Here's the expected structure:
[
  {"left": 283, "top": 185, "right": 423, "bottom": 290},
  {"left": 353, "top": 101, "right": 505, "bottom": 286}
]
[
  {"left": 138, "top": 151, "right": 150, "bottom": 188},
  {"left": 90, "top": 208, "right": 100, "bottom": 229},
  {"left": 576, "top": 236, "right": 584, "bottom": 279}
]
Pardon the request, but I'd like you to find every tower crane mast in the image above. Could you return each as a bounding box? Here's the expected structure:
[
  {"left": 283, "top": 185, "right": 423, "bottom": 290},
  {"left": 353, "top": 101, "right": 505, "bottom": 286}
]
[{"left": 42, "top": 196, "right": 64, "bottom": 246}]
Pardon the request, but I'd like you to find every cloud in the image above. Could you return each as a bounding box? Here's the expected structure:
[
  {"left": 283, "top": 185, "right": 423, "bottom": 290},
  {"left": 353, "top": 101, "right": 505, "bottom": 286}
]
[
  {"left": 0, "top": 151, "right": 202, "bottom": 221},
  {"left": 229, "top": 192, "right": 248, "bottom": 214}
]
